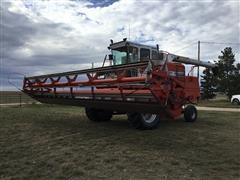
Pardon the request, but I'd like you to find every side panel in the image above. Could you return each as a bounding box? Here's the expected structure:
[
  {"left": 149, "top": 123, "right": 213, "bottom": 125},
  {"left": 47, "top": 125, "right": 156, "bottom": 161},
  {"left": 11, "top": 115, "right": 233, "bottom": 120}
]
[{"left": 184, "top": 76, "right": 200, "bottom": 102}]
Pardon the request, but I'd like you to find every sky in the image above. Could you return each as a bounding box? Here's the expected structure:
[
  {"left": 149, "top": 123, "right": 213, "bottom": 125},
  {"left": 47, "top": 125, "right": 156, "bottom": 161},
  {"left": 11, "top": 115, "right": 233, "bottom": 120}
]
[{"left": 0, "top": 0, "right": 239, "bottom": 90}]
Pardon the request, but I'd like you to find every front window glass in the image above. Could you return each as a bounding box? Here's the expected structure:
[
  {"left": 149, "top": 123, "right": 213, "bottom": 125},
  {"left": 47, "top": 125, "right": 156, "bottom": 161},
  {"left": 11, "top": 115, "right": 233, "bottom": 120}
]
[{"left": 112, "top": 47, "right": 127, "bottom": 65}]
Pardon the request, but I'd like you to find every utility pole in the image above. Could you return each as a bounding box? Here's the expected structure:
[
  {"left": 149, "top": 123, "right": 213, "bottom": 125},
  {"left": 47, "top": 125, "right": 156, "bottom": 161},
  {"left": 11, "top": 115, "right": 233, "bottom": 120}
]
[{"left": 197, "top": 41, "right": 200, "bottom": 80}]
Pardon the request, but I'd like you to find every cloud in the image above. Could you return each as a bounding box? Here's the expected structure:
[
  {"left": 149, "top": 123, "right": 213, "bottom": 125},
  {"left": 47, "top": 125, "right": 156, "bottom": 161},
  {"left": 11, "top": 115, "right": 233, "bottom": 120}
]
[{"left": 0, "top": 0, "right": 239, "bottom": 90}]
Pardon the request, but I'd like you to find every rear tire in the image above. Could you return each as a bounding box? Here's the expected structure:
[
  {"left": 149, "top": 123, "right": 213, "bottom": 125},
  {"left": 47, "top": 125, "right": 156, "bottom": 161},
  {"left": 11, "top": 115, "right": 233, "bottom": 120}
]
[
  {"left": 127, "top": 113, "right": 160, "bottom": 130},
  {"left": 232, "top": 98, "right": 239, "bottom": 105},
  {"left": 85, "top": 108, "right": 112, "bottom": 122},
  {"left": 184, "top": 105, "right": 197, "bottom": 122}
]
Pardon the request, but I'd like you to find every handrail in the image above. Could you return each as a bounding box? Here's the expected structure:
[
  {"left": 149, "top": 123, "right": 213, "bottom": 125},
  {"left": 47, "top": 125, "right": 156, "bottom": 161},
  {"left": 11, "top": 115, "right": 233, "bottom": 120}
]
[{"left": 26, "top": 61, "right": 149, "bottom": 80}]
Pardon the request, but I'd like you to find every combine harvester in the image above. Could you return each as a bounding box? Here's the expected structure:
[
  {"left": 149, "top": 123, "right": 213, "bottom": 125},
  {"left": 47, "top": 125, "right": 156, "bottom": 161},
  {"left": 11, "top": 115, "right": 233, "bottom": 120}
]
[{"left": 23, "top": 39, "right": 215, "bottom": 129}]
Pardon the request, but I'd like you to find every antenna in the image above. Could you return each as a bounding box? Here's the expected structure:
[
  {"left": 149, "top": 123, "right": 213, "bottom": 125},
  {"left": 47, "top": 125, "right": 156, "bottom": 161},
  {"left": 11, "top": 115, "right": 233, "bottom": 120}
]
[{"left": 128, "top": 24, "right": 130, "bottom": 40}]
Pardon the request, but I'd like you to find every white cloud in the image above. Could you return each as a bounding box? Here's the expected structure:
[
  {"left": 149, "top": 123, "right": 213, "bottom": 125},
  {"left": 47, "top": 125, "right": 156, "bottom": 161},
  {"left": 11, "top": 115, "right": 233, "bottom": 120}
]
[{"left": 0, "top": 0, "right": 239, "bottom": 90}]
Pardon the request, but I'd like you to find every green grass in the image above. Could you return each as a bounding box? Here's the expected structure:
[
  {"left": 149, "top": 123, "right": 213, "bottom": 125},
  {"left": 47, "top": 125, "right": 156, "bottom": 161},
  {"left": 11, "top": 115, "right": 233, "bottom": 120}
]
[{"left": 0, "top": 105, "right": 239, "bottom": 179}]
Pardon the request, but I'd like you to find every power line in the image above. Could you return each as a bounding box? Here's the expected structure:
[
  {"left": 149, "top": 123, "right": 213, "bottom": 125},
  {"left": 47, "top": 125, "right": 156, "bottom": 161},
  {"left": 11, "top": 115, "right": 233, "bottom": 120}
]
[
  {"left": 174, "top": 42, "right": 197, "bottom": 53},
  {"left": 201, "top": 41, "right": 240, "bottom": 45}
]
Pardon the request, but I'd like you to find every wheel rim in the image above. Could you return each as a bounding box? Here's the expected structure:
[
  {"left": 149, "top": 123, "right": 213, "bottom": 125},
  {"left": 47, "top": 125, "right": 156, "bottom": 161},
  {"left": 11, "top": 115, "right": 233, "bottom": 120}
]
[
  {"left": 191, "top": 112, "right": 196, "bottom": 120},
  {"left": 141, "top": 114, "right": 157, "bottom": 123}
]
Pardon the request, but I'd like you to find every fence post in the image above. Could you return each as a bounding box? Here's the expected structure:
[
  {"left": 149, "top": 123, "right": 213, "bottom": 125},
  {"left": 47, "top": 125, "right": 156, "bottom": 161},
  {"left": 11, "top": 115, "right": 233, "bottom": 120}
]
[{"left": 19, "top": 92, "right": 22, "bottom": 107}]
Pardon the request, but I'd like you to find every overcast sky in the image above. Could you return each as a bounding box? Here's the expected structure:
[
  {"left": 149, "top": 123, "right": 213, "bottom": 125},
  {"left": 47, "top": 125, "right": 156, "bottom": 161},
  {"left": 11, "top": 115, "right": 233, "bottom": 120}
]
[{"left": 0, "top": 0, "right": 239, "bottom": 90}]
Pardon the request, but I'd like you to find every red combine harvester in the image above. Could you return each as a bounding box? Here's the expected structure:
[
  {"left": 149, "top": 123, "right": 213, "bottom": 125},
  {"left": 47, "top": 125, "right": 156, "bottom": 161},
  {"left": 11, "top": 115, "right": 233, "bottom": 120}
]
[{"left": 23, "top": 39, "right": 215, "bottom": 129}]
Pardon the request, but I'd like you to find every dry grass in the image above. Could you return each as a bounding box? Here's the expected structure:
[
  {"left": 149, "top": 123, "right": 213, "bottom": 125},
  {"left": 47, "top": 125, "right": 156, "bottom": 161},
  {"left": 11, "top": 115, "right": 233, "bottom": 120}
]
[
  {"left": 198, "top": 99, "right": 239, "bottom": 108},
  {"left": 0, "top": 105, "right": 239, "bottom": 179},
  {"left": 198, "top": 94, "right": 239, "bottom": 108},
  {"left": 0, "top": 91, "right": 36, "bottom": 104}
]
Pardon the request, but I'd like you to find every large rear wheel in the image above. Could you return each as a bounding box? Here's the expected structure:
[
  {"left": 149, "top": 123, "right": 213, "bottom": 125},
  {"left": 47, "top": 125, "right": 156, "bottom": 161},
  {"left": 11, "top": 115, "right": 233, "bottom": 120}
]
[
  {"left": 85, "top": 108, "right": 113, "bottom": 122},
  {"left": 127, "top": 113, "right": 160, "bottom": 130}
]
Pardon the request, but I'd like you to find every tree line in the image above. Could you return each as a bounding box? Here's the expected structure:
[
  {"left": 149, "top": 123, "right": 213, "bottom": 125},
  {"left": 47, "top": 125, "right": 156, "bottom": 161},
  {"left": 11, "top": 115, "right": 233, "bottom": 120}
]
[{"left": 201, "top": 47, "right": 240, "bottom": 99}]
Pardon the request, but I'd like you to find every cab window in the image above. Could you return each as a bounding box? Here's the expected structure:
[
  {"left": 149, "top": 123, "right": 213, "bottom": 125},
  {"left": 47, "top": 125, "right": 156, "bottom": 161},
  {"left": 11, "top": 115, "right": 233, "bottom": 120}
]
[
  {"left": 159, "top": 52, "right": 164, "bottom": 61},
  {"left": 128, "top": 46, "right": 138, "bottom": 63},
  {"left": 152, "top": 50, "right": 158, "bottom": 60},
  {"left": 140, "top": 48, "right": 150, "bottom": 61}
]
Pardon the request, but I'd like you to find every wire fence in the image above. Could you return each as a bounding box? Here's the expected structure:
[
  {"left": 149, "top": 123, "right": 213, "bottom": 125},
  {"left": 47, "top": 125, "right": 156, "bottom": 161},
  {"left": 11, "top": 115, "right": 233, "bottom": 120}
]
[{"left": 0, "top": 91, "right": 38, "bottom": 106}]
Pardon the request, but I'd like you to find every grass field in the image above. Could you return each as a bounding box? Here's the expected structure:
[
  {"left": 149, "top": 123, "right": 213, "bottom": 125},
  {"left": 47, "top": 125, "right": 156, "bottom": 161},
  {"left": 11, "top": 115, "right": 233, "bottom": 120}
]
[{"left": 0, "top": 105, "right": 239, "bottom": 179}]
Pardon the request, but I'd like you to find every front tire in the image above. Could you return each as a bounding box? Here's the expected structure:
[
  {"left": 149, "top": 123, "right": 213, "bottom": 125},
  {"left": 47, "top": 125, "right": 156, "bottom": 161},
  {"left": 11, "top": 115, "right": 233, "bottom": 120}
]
[
  {"left": 127, "top": 113, "right": 160, "bottom": 130},
  {"left": 85, "top": 108, "right": 112, "bottom": 122},
  {"left": 232, "top": 98, "right": 239, "bottom": 105},
  {"left": 184, "top": 105, "right": 197, "bottom": 122}
]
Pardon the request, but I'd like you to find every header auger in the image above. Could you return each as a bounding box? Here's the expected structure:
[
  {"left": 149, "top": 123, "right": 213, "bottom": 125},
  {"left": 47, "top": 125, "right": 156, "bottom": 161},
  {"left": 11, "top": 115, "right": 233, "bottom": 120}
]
[{"left": 23, "top": 39, "right": 216, "bottom": 129}]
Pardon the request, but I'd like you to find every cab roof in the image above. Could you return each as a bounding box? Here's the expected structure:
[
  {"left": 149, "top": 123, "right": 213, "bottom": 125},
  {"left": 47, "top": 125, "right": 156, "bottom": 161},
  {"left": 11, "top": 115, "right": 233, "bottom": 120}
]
[{"left": 108, "top": 40, "right": 158, "bottom": 50}]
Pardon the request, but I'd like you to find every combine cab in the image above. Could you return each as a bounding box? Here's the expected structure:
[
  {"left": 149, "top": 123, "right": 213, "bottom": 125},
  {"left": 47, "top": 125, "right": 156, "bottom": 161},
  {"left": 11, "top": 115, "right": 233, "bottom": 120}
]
[{"left": 23, "top": 39, "right": 215, "bottom": 129}]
